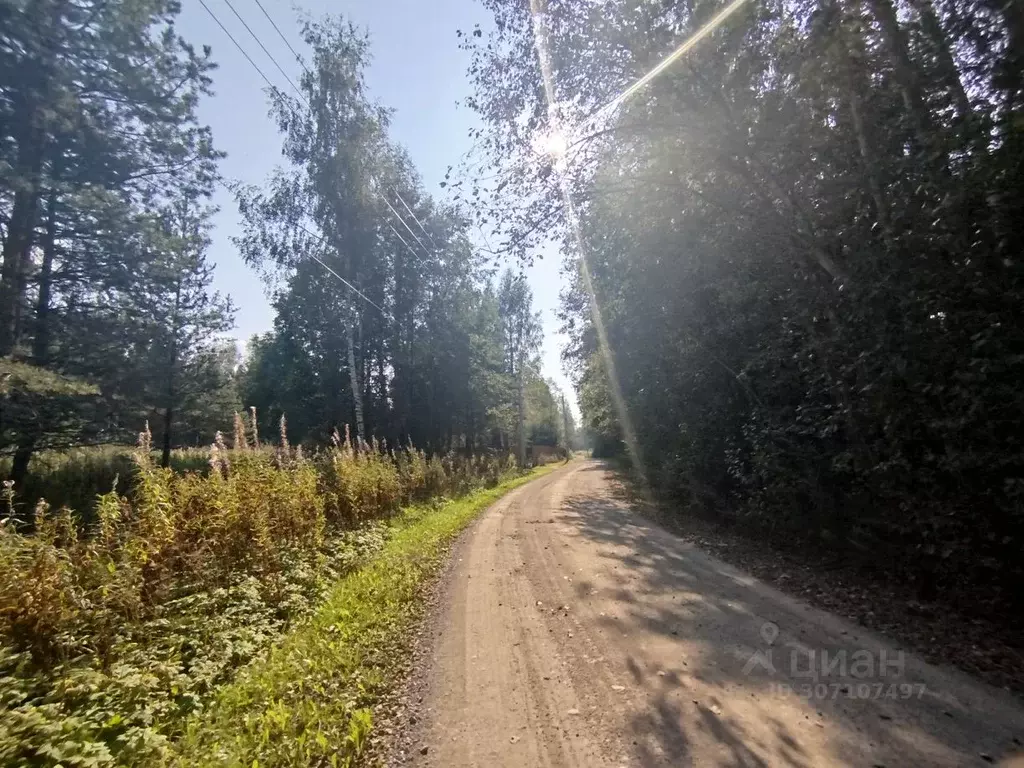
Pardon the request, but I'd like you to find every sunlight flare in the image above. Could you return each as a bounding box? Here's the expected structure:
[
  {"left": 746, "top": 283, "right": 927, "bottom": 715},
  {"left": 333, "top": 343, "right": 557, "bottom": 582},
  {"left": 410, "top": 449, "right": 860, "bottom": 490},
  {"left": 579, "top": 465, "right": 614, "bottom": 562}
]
[
  {"left": 599, "top": 0, "right": 751, "bottom": 116},
  {"left": 526, "top": 0, "right": 751, "bottom": 485},
  {"left": 534, "top": 127, "right": 569, "bottom": 160},
  {"left": 528, "top": 0, "right": 647, "bottom": 483}
]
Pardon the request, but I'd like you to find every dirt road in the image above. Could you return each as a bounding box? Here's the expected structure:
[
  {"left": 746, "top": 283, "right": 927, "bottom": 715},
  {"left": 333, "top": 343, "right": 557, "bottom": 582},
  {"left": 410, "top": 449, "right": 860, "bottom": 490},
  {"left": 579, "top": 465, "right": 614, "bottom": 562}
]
[{"left": 399, "top": 460, "right": 1024, "bottom": 767}]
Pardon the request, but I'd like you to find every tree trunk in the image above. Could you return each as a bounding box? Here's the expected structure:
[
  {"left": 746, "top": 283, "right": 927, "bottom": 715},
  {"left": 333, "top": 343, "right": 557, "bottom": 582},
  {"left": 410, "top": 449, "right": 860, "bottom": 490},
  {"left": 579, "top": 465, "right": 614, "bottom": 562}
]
[
  {"left": 983, "top": 0, "right": 1024, "bottom": 110},
  {"left": 361, "top": 332, "right": 372, "bottom": 436},
  {"left": 347, "top": 321, "right": 364, "bottom": 444},
  {"left": 0, "top": 0, "right": 67, "bottom": 357},
  {"left": 7, "top": 184, "right": 62, "bottom": 482},
  {"left": 11, "top": 445, "right": 33, "bottom": 488},
  {"left": 849, "top": 87, "right": 894, "bottom": 244},
  {"left": 32, "top": 186, "right": 58, "bottom": 364},
  {"left": 0, "top": 139, "right": 45, "bottom": 356},
  {"left": 516, "top": 357, "right": 526, "bottom": 467},
  {"left": 832, "top": 3, "right": 896, "bottom": 247},
  {"left": 161, "top": 402, "right": 174, "bottom": 468},
  {"left": 161, "top": 279, "right": 182, "bottom": 468},
  {"left": 864, "top": 0, "right": 935, "bottom": 153},
  {"left": 561, "top": 392, "right": 572, "bottom": 450},
  {"left": 909, "top": 0, "right": 973, "bottom": 127}
]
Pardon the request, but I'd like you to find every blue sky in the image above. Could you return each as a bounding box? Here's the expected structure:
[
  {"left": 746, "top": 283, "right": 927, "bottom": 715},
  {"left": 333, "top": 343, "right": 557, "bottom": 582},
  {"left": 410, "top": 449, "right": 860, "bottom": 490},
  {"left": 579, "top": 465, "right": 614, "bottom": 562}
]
[{"left": 176, "top": 0, "right": 577, "bottom": 415}]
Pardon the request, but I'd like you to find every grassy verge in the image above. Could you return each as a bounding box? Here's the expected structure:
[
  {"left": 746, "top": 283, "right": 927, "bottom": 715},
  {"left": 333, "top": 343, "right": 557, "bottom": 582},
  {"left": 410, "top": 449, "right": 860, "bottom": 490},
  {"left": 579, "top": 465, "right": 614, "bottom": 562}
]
[{"left": 174, "top": 462, "right": 560, "bottom": 767}]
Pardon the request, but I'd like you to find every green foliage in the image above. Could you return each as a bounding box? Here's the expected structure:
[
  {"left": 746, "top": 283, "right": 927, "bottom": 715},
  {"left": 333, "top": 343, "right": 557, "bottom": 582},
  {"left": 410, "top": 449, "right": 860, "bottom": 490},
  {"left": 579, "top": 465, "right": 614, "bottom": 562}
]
[
  {"left": 0, "top": 361, "right": 99, "bottom": 398},
  {"left": 318, "top": 430, "right": 403, "bottom": 525},
  {"left": 0, "top": 4, "right": 571, "bottom": 759},
  {"left": 577, "top": 354, "right": 622, "bottom": 459},
  {"left": 0, "top": 445, "right": 237, "bottom": 527},
  {"left": 0, "top": 418, "right": 522, "bottom": 765},
  {"left": 232, "top": 18, "right": 562, "bottom": 458},
  {"left": 132, "top": 196, "right": 237, "bottom": 466},
  {"left": 464, "top": 0, "right": 1024, "bottom": 607},
  {"left": 0, "top": 0, "right": 236, "bottom": 478},
  {"left": 0, "top": 361, "right": 107, "bottom": 457}
]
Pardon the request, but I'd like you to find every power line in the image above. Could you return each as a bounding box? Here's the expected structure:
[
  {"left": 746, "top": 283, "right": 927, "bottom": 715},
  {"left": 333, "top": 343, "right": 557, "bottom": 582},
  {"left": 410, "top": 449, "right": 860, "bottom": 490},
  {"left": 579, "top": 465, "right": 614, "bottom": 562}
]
[
  {"left": 251, "top": 0, "right": 305, "bottom": 67},
  {"left": 305, "top": 252, "right": 385, "bottom": 313},
  {"left": 237, "top": 0, "right": 443, "bottom": 265},
  {"left": 198, "top": 2, "right": 400, "bottom": 315},
  {"left": 202, "top": 0, "right": 456, "bottom": 314},
  {"left": 215, "top": 177, "right": 385, "bottom": 313},
  {"left": 394, "top": 188, "right": 439, "bottom": 250},
  {"left": 380, "top": 193, "right": 430, "bottom": 255},
  {"left": 287, "top": 217, "right": 385, "bottom": 313},
  {"left": 222, "top": 0, "right": 306, "bottom": 102},
  {"left": 197, "top": 6, "right": 381, "bottom": 313},
  {"left": 197, "top": 0, "right": 280, "bottom": 96},
  {"left": 384, "top": 219, "right": 422, "bottom": 262},
  {"left": 218, "top": 0, "right": 563, "bottom": 433}
]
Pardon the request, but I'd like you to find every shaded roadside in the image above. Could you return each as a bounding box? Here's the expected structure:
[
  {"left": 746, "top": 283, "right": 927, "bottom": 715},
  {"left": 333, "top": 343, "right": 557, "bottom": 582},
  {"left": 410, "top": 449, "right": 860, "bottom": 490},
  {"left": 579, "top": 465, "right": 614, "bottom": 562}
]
[{"left": 610, "top": 465, "right": 1024, "bottom": 697}]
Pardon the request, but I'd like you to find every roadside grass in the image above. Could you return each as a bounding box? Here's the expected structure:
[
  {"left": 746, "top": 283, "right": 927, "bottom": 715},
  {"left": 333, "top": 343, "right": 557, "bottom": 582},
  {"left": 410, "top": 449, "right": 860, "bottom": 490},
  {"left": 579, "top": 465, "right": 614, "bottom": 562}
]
[{"left": 174, "top": 462, "right": 560, "bottom": 767}]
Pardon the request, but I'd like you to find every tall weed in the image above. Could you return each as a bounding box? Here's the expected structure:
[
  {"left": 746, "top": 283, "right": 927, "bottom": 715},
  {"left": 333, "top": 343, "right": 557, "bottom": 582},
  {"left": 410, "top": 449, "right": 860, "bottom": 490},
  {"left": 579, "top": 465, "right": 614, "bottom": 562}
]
[{"left": 0, "top": 413, "right": 518, "bottom": 766}]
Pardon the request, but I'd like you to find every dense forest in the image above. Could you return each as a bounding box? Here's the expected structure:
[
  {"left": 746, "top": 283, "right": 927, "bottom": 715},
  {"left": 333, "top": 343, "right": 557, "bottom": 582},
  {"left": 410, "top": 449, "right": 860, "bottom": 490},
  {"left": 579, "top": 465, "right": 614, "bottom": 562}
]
[
  {"left": 0, "top": 1, "right": 573, "bottom": 488},
  {"left": 460, "top": 0, "right": 1024, "bottom": 610},
  {"left": 231, "top": 16, "right": 567, "bottom": 456}
]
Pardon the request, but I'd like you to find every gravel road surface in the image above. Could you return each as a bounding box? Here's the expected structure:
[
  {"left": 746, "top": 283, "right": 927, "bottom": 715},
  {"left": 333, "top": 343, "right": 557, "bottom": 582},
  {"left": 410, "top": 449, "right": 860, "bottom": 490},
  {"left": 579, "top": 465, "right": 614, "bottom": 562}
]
[{"left": 400, "top": 460, "right": 1024, "bottom": 767}]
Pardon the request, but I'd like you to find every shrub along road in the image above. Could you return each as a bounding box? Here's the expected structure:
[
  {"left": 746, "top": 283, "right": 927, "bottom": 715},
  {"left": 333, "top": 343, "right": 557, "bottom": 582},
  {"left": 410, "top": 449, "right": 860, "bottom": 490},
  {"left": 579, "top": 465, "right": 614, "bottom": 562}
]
[{"left": 394, "top": 460, "right": 1024, "bottom": 767}]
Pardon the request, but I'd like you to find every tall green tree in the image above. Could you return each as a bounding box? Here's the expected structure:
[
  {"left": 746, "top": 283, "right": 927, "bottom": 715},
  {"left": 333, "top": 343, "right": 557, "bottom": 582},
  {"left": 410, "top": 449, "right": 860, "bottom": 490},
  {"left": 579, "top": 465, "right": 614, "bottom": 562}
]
[
  {"left": 0, "top": 0, "right": 219, "bottom": 357},
  {"left": 235, "top": 14, "right": 545, "bottom": 455},
  {"left": 139, "top": 198, "right": 235, "bottom": 466},
  {"left": 497, "top": 269, "right": 542, "bottom": 378},
  {"left": 234, "top": 17, "right": 387, "bottom": 444},
  {"left": 0, "top": 0, "right": 222, "bottom": 476},
  {"left": 497, "top": 268, "right": 542, "bottom": 462}
]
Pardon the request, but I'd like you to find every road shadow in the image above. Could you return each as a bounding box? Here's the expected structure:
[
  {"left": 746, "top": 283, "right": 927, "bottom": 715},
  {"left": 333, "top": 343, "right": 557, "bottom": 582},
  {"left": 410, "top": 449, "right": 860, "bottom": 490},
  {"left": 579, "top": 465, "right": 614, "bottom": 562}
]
[{"left": 546, "top": 465, "right": 1023, "bottom": 767}]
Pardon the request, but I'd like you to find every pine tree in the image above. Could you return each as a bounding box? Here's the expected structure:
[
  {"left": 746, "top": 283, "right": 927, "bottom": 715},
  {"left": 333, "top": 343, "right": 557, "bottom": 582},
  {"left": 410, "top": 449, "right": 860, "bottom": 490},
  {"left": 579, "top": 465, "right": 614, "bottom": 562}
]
[
  {"left": 0, "top": 0, "right": 220, "bottom": 476},
  {"left": 140, "top": 197, "right": 235, "bottom": 466}
]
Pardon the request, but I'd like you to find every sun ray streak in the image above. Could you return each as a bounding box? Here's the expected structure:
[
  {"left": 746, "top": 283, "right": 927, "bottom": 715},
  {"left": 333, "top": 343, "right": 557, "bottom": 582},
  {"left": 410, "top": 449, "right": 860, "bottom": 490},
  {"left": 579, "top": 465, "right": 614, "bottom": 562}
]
[
  {"left": 526, "top": 0, "right": 749, "bottom": 481},
  {"left": 598, "top": 0, "right": 751, "bottom": 116},
  {"left": 529, "top": 0, "right": 647, "bottom": 480}
]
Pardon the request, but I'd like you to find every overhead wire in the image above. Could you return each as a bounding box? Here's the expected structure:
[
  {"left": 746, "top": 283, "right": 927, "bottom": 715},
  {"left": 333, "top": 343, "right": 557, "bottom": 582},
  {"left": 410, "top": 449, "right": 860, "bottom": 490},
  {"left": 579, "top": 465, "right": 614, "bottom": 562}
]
[
  {"left": 201, "top": 0, "right": 431, "bottom": 312},
  {"left": 251, "top": 0, "right": 304, "bottom": 65},
  {"left": 245, "top": 0, "right": 440, "bottom": 257},
  {"left": 197, "top": 0, "right": 279, "bottom": 96},
  {"left": 213, "top": 176, "right": 386, "bottom": 313},
  {"left": 210, "top": 0, "right": 553, "bottom": 391},
  {"left": 203, "top": 0, "right": 561, "bottom": 421},
  {"left": 283, "top": 213, "right": 386, "bottom": 312},
  {"left": 223, "top": 0, "right": 305, "bottom": 101},
  {"left": 304, "top": 252, "right": 386, "bottom": 313},
  {"left": 394, "top": 188, "right": 438, "bottom": 250},
  {"left": 200, "top": 0, "right": 382, "bottom": 312},
  {"left": 383, "top": 220, "right": 418, "bottom": 259},
  {"left": 379, "top": 194, "right": 430, "bottom": 255}
]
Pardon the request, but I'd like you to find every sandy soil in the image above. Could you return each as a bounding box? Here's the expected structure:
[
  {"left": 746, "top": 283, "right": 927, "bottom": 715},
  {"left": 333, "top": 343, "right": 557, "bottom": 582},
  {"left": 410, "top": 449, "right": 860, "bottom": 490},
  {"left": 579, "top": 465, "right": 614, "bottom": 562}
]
[{"left": 390, "top": 460, "right": 1024, "bottom": 767}]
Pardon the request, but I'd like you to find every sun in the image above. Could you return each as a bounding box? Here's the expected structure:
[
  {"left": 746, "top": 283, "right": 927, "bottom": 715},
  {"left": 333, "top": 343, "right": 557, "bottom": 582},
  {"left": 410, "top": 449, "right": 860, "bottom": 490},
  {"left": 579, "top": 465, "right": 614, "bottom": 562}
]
[{"left": 534, "top": 128, "right": 569, "bottom": 159}]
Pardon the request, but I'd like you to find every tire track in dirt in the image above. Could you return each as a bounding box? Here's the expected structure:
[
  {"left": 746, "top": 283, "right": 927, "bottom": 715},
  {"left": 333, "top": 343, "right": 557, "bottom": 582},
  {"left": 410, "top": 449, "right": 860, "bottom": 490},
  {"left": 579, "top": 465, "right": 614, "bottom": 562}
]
[{"left": 398, "top": 460, "right": 1024, "bottom": 767}]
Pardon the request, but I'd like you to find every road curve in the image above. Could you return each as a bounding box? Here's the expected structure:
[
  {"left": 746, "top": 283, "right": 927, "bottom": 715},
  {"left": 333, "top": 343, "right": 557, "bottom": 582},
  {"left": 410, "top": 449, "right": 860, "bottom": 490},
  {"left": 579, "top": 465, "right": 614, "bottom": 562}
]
[{"left": 401, "top": 460, "right": 1024, "bottom": 767}]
